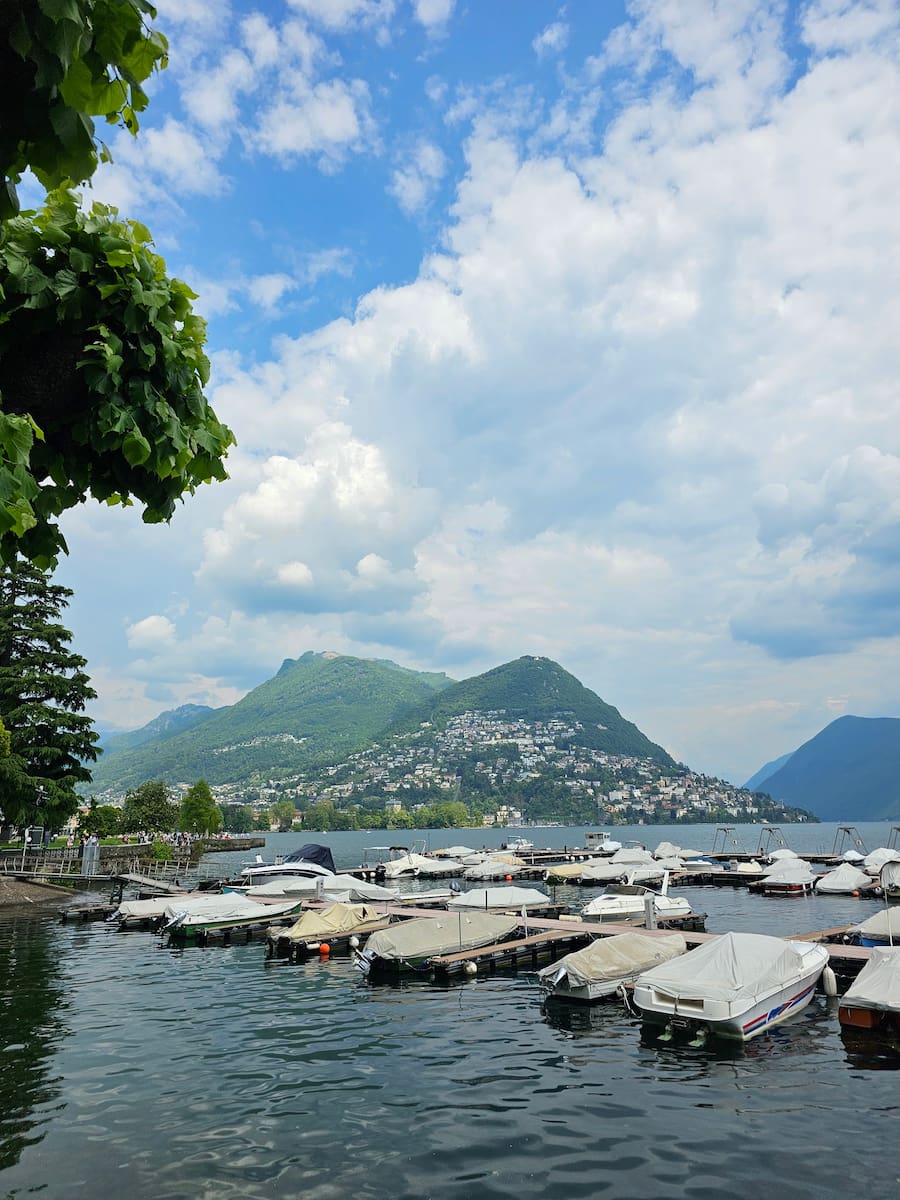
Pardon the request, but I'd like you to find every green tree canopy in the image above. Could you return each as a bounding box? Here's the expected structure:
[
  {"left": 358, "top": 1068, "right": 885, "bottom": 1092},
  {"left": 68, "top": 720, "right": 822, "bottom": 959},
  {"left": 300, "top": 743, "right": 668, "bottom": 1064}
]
[
  {"left": 220, "top": 803, "right": 253, "bottom": 834},
  {"left": 179, "top": 778, "right": 221, "bottom": 834},
  {"left": 270, "top": 799, "right": 296, "bottom": 832},
  {"left": 0, "top": 2, "right": 234, "bottom": 568},
  {"left": 0, "top": 0, "right": 168, "bottom": 218},
  {"left": 120, "top": 778, "right": 176, "bottom": 832},
  {"left": 80, "top": 797, "right": 120, "bottom": 836},
  {"left": 0, "top": 189, "right": 234, "bottom": 566},
  {"left": 0, "top": 555, "right": 99, "bottom": 832}
]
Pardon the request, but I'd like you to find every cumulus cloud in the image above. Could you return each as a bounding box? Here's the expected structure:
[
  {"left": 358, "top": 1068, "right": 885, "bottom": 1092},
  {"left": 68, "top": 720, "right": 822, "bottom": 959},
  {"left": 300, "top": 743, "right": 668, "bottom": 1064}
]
[
  {"left": 533, "top": 19, "right": 569, "bottom": 59},
  {"left": 388, "top": 139, "right": 447, "bottom": 214},
  {"left": 126, "top": 615, "right": 178, "bottom": 650}
]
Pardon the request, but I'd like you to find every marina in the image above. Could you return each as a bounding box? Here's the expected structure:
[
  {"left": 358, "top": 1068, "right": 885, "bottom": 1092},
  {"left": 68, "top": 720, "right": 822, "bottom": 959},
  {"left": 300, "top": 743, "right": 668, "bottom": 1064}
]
[{"left": 2, "top": 823, "right": 898, "bottom": 1200}]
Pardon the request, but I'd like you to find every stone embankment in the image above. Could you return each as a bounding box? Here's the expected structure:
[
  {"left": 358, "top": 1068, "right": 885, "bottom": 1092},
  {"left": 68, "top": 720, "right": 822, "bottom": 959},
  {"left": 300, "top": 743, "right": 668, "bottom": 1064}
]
[{"left": 0, "top": 877, "right": 75, "bottom": 907}]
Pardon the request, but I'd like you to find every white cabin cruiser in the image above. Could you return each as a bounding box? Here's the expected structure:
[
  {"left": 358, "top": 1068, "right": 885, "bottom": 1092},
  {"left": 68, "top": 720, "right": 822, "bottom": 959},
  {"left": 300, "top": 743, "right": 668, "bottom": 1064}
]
[
  {"left": 240, "top": 843, "right": 336, "bottom": 885},
  {"left": 581, "top": 874, "right": 692, "bottom": 925}
]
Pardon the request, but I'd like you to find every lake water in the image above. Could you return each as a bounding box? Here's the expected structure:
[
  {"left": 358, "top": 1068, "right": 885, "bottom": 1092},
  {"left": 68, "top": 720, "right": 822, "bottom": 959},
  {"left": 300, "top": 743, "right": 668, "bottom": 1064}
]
[{"left": 2, "top": 823, "right": 898, "bottom": 1199}]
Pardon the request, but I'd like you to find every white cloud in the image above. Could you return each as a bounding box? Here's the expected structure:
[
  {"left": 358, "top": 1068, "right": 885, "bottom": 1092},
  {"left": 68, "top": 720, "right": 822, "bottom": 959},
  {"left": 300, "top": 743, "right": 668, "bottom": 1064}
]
[
  {"left": 411, "top": 0, "right": 455, "bottom": 32},
  {"left": 255, "top": 80, "right": 374, "bottom": 166},
  {"left": 126, "top": 615, "right": 178, "bottom": 650},
  {"left": 388, "top": 139, "right": 447, "bottom": 214},
  {"left": 246, "top": 273, "right": 299, "bottom": 311},
  {"left": 533, "top": 20, "right": 569, "bottom": 59}
]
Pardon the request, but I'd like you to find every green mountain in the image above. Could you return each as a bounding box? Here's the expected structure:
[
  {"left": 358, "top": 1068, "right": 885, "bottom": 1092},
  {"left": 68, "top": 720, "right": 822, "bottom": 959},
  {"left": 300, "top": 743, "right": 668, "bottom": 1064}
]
[
  {"left": 750, "top": 716, "right": 900, "bottom": 820},
  {"left": 90, "top": 652, "right": 453, "bottom": 793},
  {"left": 386, "top": 655, "right": 675, "bottom": 764}
]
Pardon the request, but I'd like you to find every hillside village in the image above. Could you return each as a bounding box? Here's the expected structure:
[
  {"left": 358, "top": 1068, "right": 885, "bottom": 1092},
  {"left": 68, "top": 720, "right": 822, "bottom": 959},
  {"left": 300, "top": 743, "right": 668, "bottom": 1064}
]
[{"left": 192, "top": 709, "right": 805, "bottom": 826}]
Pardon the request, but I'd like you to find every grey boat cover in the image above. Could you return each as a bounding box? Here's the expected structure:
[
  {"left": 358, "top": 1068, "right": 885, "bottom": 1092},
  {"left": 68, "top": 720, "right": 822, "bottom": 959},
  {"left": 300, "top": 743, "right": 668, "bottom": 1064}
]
[
  {"left": 116, "top": 897, "right": 173, "bottom": 920},
  {"left": 610, "top": 848, "right": 654, "bottom": 864},
  {"left": 539, "top": 931, "right": 687, "bottom": 990},
  {"left": 815, "top": 863, "right": 871, "bottom": 894},
  {"left": 848, "top": 909, "right": 900, "bottom": 939},
  {"left": 282, "top": 903, "right": 385, "bottom": 942},
  {"left": 579, "top": 862, "right": 628, "bottom": 883},
  {"left": 882, "top": 861, "right": 900, "bottom": 893},
  {"left": 546, "top": 859, "right": 603, "bottom": 879},
  {"left": 841, "top": 947, "right": 900, "bottom": 1012},
  {"left": 464, "top": 862, "right": 524, "bottom": 880},
  {"left": 634, "top": 932, "right": 813, "bottom": 1004},
  {"left": 653, "top": 842, "right": 681, "bottom": 859},
  {"left": 363, "top": 912, "right": 519, "bottom": 960},
  {"left": 448, "top": 885, "right": 549, "bottom": 910},
  {"left": 863, "top": 848, "right": 900, "bottom": 874},
  {"left": 762, "top": 865, "right": 817, "bottom": 887},
  {"left": 763, "top": 857, "right": 813, "bottom": 876}
]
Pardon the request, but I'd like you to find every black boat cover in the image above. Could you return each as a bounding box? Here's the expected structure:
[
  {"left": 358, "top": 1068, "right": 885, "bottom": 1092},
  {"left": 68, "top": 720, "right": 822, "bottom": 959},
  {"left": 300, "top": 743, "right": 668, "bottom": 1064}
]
[{"left": 284, "top": 843, "right": 336, "bottom": 873}]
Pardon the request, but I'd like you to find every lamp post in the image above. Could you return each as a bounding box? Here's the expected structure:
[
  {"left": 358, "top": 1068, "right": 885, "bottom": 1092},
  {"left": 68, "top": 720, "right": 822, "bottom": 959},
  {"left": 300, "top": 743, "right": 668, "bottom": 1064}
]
[{"left": 21, "top": 786, "right": 47, "bottom": 872}]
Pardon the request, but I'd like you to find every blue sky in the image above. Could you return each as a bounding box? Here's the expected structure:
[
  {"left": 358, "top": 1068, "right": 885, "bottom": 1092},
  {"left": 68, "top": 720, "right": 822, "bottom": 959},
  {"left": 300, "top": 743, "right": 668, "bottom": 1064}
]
[{"left": 44, "top": 0, "right": 900, "bottom": 784}]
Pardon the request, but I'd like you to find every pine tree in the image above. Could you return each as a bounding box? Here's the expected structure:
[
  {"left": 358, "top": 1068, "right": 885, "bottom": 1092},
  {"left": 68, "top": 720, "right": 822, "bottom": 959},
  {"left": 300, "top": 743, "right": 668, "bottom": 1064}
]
[{"left": 0, "top": 557, "right": 99, "bottom": 834}]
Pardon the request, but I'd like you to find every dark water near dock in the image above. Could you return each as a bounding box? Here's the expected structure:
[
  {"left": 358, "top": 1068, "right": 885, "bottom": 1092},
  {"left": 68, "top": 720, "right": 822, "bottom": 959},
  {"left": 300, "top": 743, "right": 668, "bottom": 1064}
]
[{"left": 2, "top": 824, "right": 899, "bottom": 1199}]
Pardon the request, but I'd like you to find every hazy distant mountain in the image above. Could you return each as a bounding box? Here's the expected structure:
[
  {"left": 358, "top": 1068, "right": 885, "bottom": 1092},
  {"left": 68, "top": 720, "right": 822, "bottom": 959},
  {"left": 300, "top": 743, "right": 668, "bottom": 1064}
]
[
  {"left": 386, "top": 655, "right": 675, "bottom": 765},
  {"left": 101, "top": 704, "right": 219, "bottom": 754},
  {"left": 750, "top": 715, "right": 900, "bottom": 820},
  {"left": 744, "top": 752, "right": 794, "bottom": 792},
  {"left": 89, "top": 652, "right": 453, "bottom": 793}
]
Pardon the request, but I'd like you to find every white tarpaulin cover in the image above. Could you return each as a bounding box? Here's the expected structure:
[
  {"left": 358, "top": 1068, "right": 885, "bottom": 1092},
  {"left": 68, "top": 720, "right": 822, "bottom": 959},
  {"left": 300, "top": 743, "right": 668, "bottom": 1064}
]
[
  {"left": 448, "top": 886, "right": 550, "bottom": 910},
  {"left": 579, "top": 862, "right": 628, "bottom": 883},
  {"left": 363, "top": 912, "right": 519, "bottom": 960},
  {"left": 282, "top": 903, "right": 384, "bottom": 942},
  {"left": 815, "top": 863, "right": 871, "bottom": 894},
  {"left": 762, "top": 866, "right": 817, "bottom": 886},
  {"left": 610, "top": 848, "right": 653, "bottom": 864},
  {"left": 882, "top": 861, "right": 900, "bottom": 894},
  {"left": 383, "top": 853, "right": 436, "bottom": 878},
  {"left": 464, "top": 862, "right": 524, "bottom": 880},
  {"left": 539, "top": 931, "right": 687, "bottom": 989},
  {"left": 634, "top": 932, "right": 811, "bottom": 1003},
  {"left": 841, "top": 947, "right": 900, "bottom": 1012},
  {"left": 116, "top": 897, "right": 173, "bottom": 920},
  {"left": 163, "top": 895, "right": 301, "bottom": 924},
  {"left": 654, "top": 842, "right": 681, "bottom": 859},
  {"left": 848, "top": 909, "right": 900, "bottom": 939},
  {"left": 863, "top": 848, "right": 900, "bottom": 875},
  {"left": 767, "top": 849, "right": 799, "bottom": 861},
  {"left": 432, "top": 846, "right": 477, "bottom": 857},
  {"left": 763, "top": 857, "right": 812, "bottom": 876}
]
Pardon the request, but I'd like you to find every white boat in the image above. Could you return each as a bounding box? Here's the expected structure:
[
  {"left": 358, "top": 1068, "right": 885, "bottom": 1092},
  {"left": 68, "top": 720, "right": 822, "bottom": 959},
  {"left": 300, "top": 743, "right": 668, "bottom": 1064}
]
[
  {"left": 501, "top": 836, "right": 534, "bottom": 852},
  {"left": 881, "top": 860, "right": 900, "bottom": 900},
  {"left": 545, "top": 859, "right": 605, "bottom": 882},
  {"left": 448, "top": 885, "right": 551, "bottom": 911},
  {"left": 240, "top": 843, "right": 336, "bottom": 885},
  {"left": 578, "top": 862, "right": 629, "bottom": 884},
  {"left": 815, "top": 863, "right": 871, "bottom": 895},
  {"left": 633, "top": 931, "right": 830, "bottom": 1042},
  {"left": 355, "top": 911, "right": 520, "bottom": 977},
  {"left": 838, "top": 946, "right": 900, "bottom": 1031},
  {"left": 382, "top": 851, "right": 435, "bottom": 878},
  {"left": 757, "top": 864, "right": 818, "bottom": 896},
  {"left": 538, "top": 932, "right": 687, "bottom": 1003},
  {"left": 464, "top": 861, "right": 524, "bottom": 881},
  {"left": 163, "top": 894, "right": 306, "bottom": 938},
  {"left": 846, "top": 909, "right": 900, "bottom": 946},
  {"left": 581, "top": 874, "right": 692, "bottom": 925}
]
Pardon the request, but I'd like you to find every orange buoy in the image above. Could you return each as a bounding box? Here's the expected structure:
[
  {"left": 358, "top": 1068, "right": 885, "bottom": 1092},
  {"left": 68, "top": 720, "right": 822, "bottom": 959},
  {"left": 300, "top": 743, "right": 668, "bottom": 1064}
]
[
  {"left": 505, "top": 874, "right": 512, "bottom": 881},
  {"left": 319, "top": 942, "right": 331, "bottom": 955}
]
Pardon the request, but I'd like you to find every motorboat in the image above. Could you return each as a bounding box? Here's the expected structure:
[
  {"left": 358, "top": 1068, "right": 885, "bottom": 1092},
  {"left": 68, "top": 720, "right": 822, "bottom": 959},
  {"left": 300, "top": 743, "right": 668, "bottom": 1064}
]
[
  {"left": 815, "top": 863, "right": 871, "bottom": 895},
  {"left": 845, "top": 909, "right": 900, "bottom": 946},
  {"left": 578, "top": 862, "right": 629, "bottom": 885},
  {"left": 382, "top": 851, "right": 436, "bottom": 878},
  {"left": 447, "top": 885, "right": 552, "bottom": 911},
  {"left": 270, "top": 902, "right": 390, "bottom": 960},
  {"left": 242, "top": 875, "right": 400, "bottom": 902},
  {"left": 838, "top": 946, "right": 900, "bottom": 1031},
  {"left": 239, "top": 843, "right": 336, "bottom": 885},
  {"left": 757, "top": 863, "right": 818, "bottom": 896},
  {"left": 545, "top": 859, "right": 604, "bottom": 882},
  {"left": 633, "top": 931, "right": 830, "bottom": 1042},
  {"left": 581, "top": 874, "right": 692, "bottom": 925},
  {"left": 464, "top": 861, "right": 524, "bottom": 881},
  {"left": 163, "top": 894, "right": 306, "bottom": 939},
  {"left": 538, "top": 931, "right": 687, "bottom": 1003},
  {"left": 501, "top": 836, "right": 534, "bottom": 852},
  {"left": 881, "top": 860, "right": 900, "bottom": 900},
  {"left": 355, "top": 911, "right": 520, "bottom": 977},
  {"left": 863, "top": 848, "right": 900, "bottom": 876}
]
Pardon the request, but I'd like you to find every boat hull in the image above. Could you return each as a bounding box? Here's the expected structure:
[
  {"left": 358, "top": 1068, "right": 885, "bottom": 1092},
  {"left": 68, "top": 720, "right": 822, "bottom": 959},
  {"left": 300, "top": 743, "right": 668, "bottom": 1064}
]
[{"left": 638, "top": 976, "right": 821, "bottom": 1040}]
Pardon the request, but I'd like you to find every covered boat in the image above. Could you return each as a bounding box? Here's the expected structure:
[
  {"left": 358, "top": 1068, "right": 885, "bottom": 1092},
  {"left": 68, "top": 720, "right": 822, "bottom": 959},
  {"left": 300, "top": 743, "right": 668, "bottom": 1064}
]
[
  {"left": 545, "top": 859, "right": 604, "bottom": 882},
  {"left": 464, "top": 861, "right": 524, "bottom": 881},
  {"left": 881, "top": 860, "right": 900, "bottom": 900},
  {"left": 815, "top": 863, "right": 871, "bottom": 895},
  {"left": 758, "top": 863, "right": 818, "bottom": 896},
  {"left": 863, "top": 848, "right": 900, "bottom": 876},
  {"left": 838, "top": 947, "right": 900, "bottom": 1031},
  {"left": 448, "top": 885, "right": 551, "bottom": 911},
  {"left": 355, "top": 912, "right": 520, "bottom": 977},
  {"left": 163, "top": 894, "right": 305, "bottom": 938},
  {"left": 579, "top": 862, "right": 629, "bottom": 884},
  {"left": 633, "top": 931, "right": 829, "bottom": 1041},
  {"left": 112, "top": 896, "right": 176, "bottom": 927},
  {"left": 275, "top": 902, "right": 389, "bottom": 957},
  {"left": 382, "top": 851, "right": 437, "bottom": 878},
  {"left": 538, "top": 932, "right": 687, "bottom": 1003},
  {"left": 846, "top": 909, "right": 900, "bottom": 946},
  {"left": 243, "top": 876, "right": 400, "bottom": 902}
]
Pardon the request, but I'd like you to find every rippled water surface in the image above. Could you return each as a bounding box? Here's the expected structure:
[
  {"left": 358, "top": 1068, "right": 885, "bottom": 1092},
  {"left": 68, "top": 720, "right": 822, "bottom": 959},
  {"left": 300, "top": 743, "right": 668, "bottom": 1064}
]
[{"left": 2, "top": 824, "right": 899, "bottom": 1199}]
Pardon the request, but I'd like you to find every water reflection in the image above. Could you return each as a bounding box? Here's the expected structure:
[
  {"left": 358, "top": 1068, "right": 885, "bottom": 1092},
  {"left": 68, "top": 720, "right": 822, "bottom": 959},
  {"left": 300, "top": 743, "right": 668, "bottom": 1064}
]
[
  {"left": 840, "top": 1027, "right": 900, "bottom": 1070},
  {"left": 0, "top": 913, "right": 68, "bottom": 1170}
]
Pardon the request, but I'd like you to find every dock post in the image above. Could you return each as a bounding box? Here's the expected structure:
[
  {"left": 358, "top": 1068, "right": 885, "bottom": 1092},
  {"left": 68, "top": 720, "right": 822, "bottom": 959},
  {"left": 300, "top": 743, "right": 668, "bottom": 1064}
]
[{"left": 644, "top": 895, "right": 657, "bottom": 930}]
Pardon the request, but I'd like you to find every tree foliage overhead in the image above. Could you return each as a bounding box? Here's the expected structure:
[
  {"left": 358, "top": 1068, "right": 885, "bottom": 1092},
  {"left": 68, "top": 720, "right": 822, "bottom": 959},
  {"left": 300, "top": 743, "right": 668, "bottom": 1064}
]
[
  {"left": 0, "top": 554, "right": 99, "bottom": 831},
  {"left": 0, "top": 188, "right": 235, "bottom": 565},
  {"left": 0, "top": 1, "right": 234, "bottom": 568},
  {"left": 0, "top": 0, "right": 168, "bottom": 218}
]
